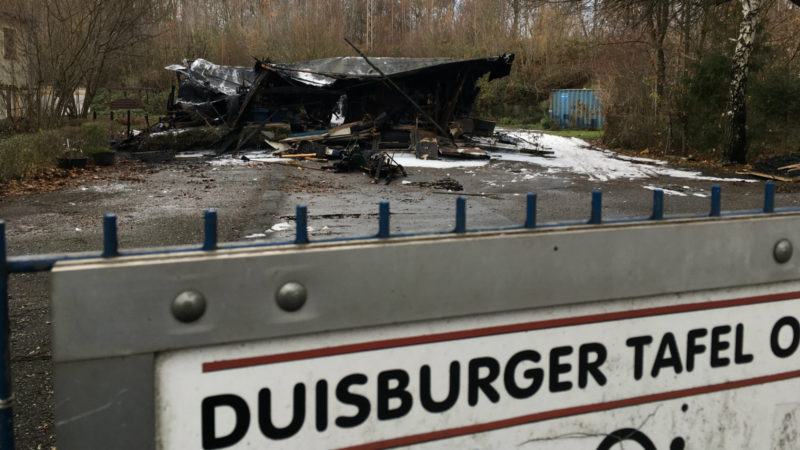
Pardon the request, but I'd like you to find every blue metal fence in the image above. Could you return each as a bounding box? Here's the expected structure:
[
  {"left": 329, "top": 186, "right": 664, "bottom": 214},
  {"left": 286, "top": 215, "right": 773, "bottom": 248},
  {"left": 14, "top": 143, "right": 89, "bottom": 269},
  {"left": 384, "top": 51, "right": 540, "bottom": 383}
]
[
  {"left": 1, "top": 221, "right": 10, "bottom": 450},
  {"left": 0, "top": 182, "right": 788, "bottom": 449},
  {"left": 551, "top": 89, "right": 603, "bottom": 129}
]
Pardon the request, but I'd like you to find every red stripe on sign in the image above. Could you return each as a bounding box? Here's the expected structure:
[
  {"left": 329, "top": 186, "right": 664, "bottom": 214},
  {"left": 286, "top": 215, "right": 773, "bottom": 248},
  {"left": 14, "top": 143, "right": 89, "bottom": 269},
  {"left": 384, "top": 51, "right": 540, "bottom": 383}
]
[
  {"left": 202, "top": 290, "right": 800, "bottom": 373},
  {"left": 339, "top": 369, "right": 800, "bottom": 450}
]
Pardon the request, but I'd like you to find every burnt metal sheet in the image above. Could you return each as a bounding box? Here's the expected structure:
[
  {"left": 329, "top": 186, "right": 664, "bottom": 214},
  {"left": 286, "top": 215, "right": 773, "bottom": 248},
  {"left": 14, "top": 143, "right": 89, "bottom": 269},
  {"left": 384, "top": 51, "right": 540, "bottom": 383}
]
[
  {"left": 267, "top": 54, "right": 514, "bottom": 86},
  {"left": 168, "top": 55, "right": 512, "bottom": 96},
  {"left": 160, "top": 53, "right": 514, "bottom": 152},
  {"left": 167, "top": 59, "right": 255, "bottom": 97}
]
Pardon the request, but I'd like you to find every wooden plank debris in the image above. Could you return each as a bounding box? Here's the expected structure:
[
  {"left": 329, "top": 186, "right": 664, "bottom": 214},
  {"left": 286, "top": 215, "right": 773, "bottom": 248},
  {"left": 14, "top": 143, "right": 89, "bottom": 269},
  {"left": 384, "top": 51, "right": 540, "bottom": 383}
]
[
  {"left": 280, "top": 153, "right": 317, "bottom": 159},
  {"left": 737, "top": 170, "right": 797, "bottom": 182}
]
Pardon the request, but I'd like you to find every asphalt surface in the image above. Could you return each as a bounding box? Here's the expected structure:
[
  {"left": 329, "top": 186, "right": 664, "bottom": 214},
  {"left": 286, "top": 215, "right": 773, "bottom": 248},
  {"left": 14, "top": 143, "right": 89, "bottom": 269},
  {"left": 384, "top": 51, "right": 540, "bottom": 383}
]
[{"left": 0, "top": 143, "right": 795, "bottom": 448}]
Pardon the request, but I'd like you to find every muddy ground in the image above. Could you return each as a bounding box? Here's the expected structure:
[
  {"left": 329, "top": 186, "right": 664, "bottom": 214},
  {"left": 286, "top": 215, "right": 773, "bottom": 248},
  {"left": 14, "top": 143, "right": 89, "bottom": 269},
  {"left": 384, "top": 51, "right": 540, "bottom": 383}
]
[{"left": 1, "top": 136, "right": 795, "bottom": 448}]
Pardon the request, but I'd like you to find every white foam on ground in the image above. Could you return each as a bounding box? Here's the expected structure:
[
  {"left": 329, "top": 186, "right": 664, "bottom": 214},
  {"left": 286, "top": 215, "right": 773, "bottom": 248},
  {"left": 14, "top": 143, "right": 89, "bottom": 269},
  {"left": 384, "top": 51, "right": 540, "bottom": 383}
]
[
  {"left": 150, "top": 128, "right": 191, "bottom": 137},
  {"left": 613, "top": 153, "right": 668, "bottom": 165},
  {"left": 204, "top": 129, "right": 753, "bottom": 183},
  {"left": 209, "top": 151, "right": 283, "bottom": 166},
  {"left": 270, "top": 222, "right": 292, "bottom": 232},
  {"left": 391, "top": 152, "right": 490, "bottom": 168},
  {"left": 643, "top": 184, "right": 688, "bottom": 197},
  {"left": 176, "top": 150, "right": 216, "bottom": 159},
  {"left": 498, "top": 129, "right": 753, "bottom": 183},
  {"left": 86, "top": 183, "right": 129, "bottom": 193}
]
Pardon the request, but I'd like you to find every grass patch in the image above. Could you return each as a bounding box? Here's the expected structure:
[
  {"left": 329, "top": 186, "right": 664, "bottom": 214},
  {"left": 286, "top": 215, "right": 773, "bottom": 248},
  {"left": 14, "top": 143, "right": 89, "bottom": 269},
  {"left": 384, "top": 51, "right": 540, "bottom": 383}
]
[
  {"left": 91, "top": 88, "right": 171, "bottom": 117},
  {"left": 0, "top": 121, "right": 124, "bottom": 183},
  {"left": 496, "top": 118, "right": 604, "bottom": 140}
]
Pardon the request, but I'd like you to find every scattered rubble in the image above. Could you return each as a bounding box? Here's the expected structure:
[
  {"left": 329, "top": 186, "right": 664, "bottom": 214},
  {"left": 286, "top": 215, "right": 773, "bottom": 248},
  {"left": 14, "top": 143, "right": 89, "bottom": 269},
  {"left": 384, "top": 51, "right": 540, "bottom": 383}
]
[
  {"left": 112, "top": 49, "right": 563, "bottom": 183},
  {"left": 103, "top": 46, "right": 759, "bottom": 188},
  {"left": 0, "top": 160, "right": 150, "bottom": 198},
  {"left": 163, "top": 52, "right": 513, "bottom": 143},
  {"left": 285, "top": 174, "right": 346, "bottom": 193},
  {"left": 407, "top": 178, "right": 464, "bottom": 191},
  {"left": 742, "top": 153, "right": 800, "bottom": 182}
]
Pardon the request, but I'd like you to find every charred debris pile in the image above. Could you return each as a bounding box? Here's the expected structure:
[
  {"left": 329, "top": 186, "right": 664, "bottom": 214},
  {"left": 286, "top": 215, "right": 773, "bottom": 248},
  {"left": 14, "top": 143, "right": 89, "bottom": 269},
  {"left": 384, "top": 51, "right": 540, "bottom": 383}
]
[
  {"left": 120, "top": 50, "right": 552, "bottom": 183},
  {"left": 741, "top": 153, "right": 800, "bottom": 182}
]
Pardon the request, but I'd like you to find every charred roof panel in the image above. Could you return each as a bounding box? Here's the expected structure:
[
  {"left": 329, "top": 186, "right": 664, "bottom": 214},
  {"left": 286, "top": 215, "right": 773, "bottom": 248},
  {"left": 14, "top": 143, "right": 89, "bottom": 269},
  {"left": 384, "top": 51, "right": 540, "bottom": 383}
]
[
  {"left": 265, "top": 54, "right": 514, "bottom": 86},
  {"left": 165, "top": 53, "right": 514, "bottom": 133}
]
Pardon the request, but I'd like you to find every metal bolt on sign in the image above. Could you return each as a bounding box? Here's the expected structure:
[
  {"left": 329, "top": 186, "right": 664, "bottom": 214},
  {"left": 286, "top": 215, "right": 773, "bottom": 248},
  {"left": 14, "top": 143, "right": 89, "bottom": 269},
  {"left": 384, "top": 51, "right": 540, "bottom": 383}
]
[
  {"left": 276, "top": 282, "right": 308, "bottom": 312},
  {"left": 171, "top": 290, "right": 207, "bottom": 323},
  {"left": 2, "top": 181, "right": 800, "bottom": 449},
  {"left": 774, "top": 239, "right": 793, "bottom": 264}
]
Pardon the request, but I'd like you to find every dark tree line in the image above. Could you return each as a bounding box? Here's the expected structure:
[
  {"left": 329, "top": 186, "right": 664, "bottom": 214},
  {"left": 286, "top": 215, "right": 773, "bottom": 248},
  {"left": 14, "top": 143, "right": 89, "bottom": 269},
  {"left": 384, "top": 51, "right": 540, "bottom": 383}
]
[{"left": 6, "top": 0, "right": 800, "bottom": 161}]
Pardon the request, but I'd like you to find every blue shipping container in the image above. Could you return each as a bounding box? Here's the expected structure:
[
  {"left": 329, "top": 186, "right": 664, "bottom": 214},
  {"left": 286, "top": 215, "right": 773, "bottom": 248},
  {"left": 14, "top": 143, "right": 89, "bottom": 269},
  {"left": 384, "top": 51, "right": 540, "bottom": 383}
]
[{"left": 550, "top": 89, "right": 603, "bottom": 129}]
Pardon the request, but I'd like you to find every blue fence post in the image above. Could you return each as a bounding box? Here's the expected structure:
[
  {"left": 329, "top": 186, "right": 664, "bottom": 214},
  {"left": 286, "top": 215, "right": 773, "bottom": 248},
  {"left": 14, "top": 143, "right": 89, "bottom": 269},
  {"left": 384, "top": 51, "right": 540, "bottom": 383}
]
[
  {"left": 651, "top": 190, "right": 664, "bottom": 220},
  {"left": 710, "top": 186, "right": 722, "bottom": 217},
  {"left": 525, "top": 194, "right": 537, "bottom": 228},
  {"left": 0, "top": 221, "right": 14, "bottom": 450},
  {"left": 102, "top": 215, "right": 119, "bottom": 258},
  {"left": 203, "top": 210, "right": 218, "bottom": 251},
  {"left": 295, "top": 205, "right": 309, "bottom": 245},
  {"left": 455, "top": 197, "right": 467, "bottom": 233},
  {"left": 378, "top": 202, "right": 390, "bottom": 239},
  {"left": 764, "top": 182, "right": 775, "bottom": 213},
  {"left": 589, "top": 191, "right": 602, "bottom": 224}
]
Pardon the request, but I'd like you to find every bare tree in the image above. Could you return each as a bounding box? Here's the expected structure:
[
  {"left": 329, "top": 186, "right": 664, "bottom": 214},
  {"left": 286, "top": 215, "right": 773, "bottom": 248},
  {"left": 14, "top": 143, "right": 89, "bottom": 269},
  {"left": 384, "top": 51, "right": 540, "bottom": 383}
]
[
  {"left": 13, "top": 0, "right": 157, "bottom": 127},
  {"left": 593, "top": 0, "right": 682, "bottom": 119}
]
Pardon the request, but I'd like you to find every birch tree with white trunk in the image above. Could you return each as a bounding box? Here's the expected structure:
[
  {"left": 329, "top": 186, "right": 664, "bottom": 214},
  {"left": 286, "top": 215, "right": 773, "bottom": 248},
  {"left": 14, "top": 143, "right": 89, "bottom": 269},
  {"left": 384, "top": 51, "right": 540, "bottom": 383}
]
[{"left": 722, "top": 0, "right": 800, "bottom": 163}]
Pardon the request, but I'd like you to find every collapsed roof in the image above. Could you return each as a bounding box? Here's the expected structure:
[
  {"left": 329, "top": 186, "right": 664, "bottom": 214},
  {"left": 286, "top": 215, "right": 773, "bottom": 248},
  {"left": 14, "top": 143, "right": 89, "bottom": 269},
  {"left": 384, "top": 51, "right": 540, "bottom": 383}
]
[{"left": 166, "top": 54, "right": 515, "bottom": 133}]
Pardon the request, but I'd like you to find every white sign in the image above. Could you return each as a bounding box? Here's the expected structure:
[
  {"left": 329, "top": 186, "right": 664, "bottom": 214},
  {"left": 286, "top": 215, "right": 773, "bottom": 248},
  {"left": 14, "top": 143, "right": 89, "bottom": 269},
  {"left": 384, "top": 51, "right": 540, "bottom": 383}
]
[{"left": 156, "top": 290, "right": 800, "bottom": 449}]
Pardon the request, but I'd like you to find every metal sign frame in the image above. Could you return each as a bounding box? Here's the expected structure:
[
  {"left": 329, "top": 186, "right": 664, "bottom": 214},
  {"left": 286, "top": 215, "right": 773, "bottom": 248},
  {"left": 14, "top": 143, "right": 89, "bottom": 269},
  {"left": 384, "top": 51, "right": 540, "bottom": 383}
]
[{"left": 0, "top": 182, "right": 795, "bottom": 449}]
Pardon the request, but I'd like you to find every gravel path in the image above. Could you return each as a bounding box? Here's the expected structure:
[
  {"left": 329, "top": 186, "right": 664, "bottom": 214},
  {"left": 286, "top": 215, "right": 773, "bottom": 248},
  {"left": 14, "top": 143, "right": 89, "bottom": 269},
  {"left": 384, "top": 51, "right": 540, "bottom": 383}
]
[{"left": 0, "top": 137, "right": 791, "bottom": 448}]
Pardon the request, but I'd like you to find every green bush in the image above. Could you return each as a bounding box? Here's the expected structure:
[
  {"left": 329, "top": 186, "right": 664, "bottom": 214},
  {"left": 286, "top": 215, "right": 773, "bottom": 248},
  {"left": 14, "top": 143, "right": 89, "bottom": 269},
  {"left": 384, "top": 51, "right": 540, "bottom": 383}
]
[
  {"left": 677, "top": 51, "right": 731, "bottom": 154},
  {"left": 748, "top": 69, "right": 800, "bottom": 156},
  {"left": 670, "top": 49, "right": 800, "bottom": 159},
  {"left": 0, "top": 119, "right": 17, "bottom": 139},
  {"left": 58, "top": 121, "right": 118, "bottom": 156},
  {"left": 0, "top": 120, "right": 123, "bottom": 182},
  {"left": 0, "top": 130, "right": 59, "bottom": 182},
  {"left": 473, "top": 74, "right": 542, "bottom": 120},
  {"left": 540, "top": 112, "right": 556, "bottom": 130}
]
